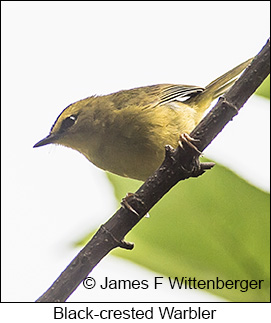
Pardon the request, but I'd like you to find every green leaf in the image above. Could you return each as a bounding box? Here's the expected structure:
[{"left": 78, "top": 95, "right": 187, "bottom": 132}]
[
  {"left": 77, "top": 160, "right": 270, "bottom": 302},
  {"left": 255, "top": 75, "right": 270, "bottom": 99}
]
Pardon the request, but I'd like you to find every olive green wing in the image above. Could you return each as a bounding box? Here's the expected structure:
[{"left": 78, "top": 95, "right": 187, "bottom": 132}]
[{"left": 109, "top": 84, "right": 204, "bottom": 110}]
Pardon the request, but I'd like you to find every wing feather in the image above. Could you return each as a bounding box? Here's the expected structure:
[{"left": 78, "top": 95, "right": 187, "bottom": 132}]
[{"left": 159, "top": 85, "right": 204, "bottom": 104}]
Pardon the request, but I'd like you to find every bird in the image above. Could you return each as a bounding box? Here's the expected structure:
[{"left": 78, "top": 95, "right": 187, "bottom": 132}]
[{"left": 34, "top": 58, "right": 252, "bottom": 181}]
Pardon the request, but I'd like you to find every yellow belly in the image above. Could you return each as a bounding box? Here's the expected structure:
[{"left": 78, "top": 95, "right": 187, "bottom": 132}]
[{"left": 76, "top": 102, "right": 197, "bottom": 181}]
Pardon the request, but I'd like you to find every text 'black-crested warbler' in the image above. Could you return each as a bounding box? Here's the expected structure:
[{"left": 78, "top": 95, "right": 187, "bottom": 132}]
[{"left": 34, "top": 59, "right": 252, "bottom": 181}]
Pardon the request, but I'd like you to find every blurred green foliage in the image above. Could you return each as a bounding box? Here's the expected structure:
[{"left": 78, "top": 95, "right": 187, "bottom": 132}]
[
  {"left": 256, "top": 75, "right": 270, "bottom": 99},
  {"left": 77, "top": 161, "right": 270, "bottom": 302}
]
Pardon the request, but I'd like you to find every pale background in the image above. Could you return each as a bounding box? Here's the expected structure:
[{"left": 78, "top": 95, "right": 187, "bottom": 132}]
[{"left": 1, "top": 1, "right": 270, "bottom": 313}]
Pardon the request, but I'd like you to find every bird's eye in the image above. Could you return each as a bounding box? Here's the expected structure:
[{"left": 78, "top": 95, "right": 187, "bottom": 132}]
[{"left": 59, "top": 115, "right": 77, "bottom": 133}]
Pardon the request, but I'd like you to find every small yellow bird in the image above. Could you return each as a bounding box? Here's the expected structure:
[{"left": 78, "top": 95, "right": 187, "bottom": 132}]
[{"left": 34, "top": 59, "right": 251, "bottom": 181}]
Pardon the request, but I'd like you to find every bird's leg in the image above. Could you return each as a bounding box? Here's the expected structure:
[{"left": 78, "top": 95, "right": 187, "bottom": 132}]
[
  {"left": 177, "top": 133, "right": 215, "bottom": 177},
  {"left": 178, "top": 133, "right": 202, "bottom": 155},
  {"left": 121, "top": 193, "right": 140, "bottom": 217}
]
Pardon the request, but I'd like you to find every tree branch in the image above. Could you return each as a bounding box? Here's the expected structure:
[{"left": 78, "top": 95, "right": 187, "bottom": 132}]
[{"left": 36, "top": 38, "right": 270, "bottom": 302}]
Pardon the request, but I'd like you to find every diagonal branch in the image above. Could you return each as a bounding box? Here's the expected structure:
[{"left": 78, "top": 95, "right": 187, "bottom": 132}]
[{"left": 36, "top": 38, "right": 270, "bottom": 302}]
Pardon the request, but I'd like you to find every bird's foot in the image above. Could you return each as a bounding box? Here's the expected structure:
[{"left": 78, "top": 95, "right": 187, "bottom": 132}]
[
  {"left": 178, "top": 133, "right": 202, "bottom": 155},
  {"left": 121, "top": 193, "right": 140, "bottom": 217}
]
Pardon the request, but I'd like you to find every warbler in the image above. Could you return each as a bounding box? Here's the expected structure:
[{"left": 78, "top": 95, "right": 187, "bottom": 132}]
[{"left": 34, "top": 59, "right": 252, "bottom": 181}]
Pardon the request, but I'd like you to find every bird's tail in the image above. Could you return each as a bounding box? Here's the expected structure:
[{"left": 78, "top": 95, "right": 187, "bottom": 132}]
[
  {"left": 204, "top": 57, "right": 253, "bottom": 99},
  {"left": 191, "top": 58, "right": 253, "bottom": 116}
]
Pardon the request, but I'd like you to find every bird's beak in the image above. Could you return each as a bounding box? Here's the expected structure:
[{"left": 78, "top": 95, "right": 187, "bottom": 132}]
[{"left": 33, "top": 133, "right": 58, "bottom": 148}]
